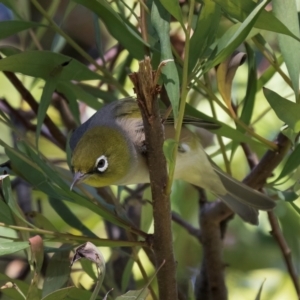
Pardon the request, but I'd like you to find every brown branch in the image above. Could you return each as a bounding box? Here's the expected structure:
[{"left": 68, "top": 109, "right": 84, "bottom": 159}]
[
  {"left": 195, "top": 132, "right": 291, "bottom": 300},
  {"left": 268, "top": 211, "right": 300, "bottom": 296},
  {"left": 129, "top": 57, "right": 178, "bottom": 300},
  {"left": 1, "top": 59, "right": 66, "bottom": 150},
  {"left": 241, "top": 142, "right": 300, "bottom": 298}
]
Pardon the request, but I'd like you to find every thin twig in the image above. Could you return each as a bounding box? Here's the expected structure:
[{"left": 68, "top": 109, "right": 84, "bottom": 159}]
[
  {"left": 268, "top": 211, "right": 300, "bottom": 297},
  {"left": 172, "top": 211, "right": 201, "bottom": 242},
  {"left": 241, "top": 142, "right": 300, "bottom": 298}
]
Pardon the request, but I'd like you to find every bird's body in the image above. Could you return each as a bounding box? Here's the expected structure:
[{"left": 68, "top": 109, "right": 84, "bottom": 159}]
[{"left": 70, "top": 98, "right": 275, "bottom": 224}]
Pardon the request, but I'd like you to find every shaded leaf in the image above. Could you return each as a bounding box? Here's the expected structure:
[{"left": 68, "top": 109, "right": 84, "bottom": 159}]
[
  {"left": 290, "top": 202, "right": 300, "bottom": 215},
  {"left": 240, "top": 44, "right": 256, "bottom": 126},
  {"left": 0, "top": 242, "right": 29, "bottom": 256},
  {"left": 0, "top": 198, "right": 14, "bottom": 225},
  {"left": 48, "top": 198, "right": 98, "bottom": 238},
  {"left": 42, "top": 245, "right": 71, "bottom": 298},
  {"left": 275, "top": 144, "right": 300, "bottom": 181},
  {"left": 160, "top": 0, "right": 184, "bottom": 27},
  {"left": 207, "top": 0, "right": 268, "bottom": 70},
  {"left": 0, "top": 51, "right": 102, "bottom": 81},
  {"left": 263, "top": 88, "right": 300, "bottom": 132},
  {"left": 42, "top": 287, "right": 93, "bottom": 300},
  {"left": 1, "top": 175, "right": 32, "bottom": 228},
  {"left": 189, "top": 0, "right": 221, "bottom": 72},
  {"left": 163, "top": 138, "right": 177, "bottom": 167},
  {"left": 57, "top": 81, "right": 103, "bottom": 111},
  {"left": 0, "top": 20, "right": 45, "bottom": 39},
  {"left": 115, "top": 289, "right": 150, "bottom": 300},
  {"left": 151, "top": 0, "right": 180, "bottom": 118},
  {"left": 273, "top": 0, "right": 300, "bottom": 101},
  {"left": 28, "top": 212, "right": 57, "bottom": 232},
  {"left": 72, "top": 0, "right": 146, "bottom": 59},
  {"left": 214, "top": 0, "right": 300, "bottom": 41},
  {"left": 36, "top": 78, "right": 59, "bottom": 148}
]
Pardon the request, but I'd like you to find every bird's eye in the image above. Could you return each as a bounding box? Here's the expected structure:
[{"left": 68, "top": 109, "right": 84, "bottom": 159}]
[{"left": 95, "top": 155, "right": 108, "bottom": 173}]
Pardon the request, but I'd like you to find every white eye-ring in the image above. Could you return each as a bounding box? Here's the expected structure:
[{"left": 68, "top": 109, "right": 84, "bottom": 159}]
[{"left": 95, "top": 155, "right": 108, "bottom": 173}]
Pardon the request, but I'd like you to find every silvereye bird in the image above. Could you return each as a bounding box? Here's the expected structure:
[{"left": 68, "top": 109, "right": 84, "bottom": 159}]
[{"left": 70, "top": 98, "right": 275, "bottom": 225}]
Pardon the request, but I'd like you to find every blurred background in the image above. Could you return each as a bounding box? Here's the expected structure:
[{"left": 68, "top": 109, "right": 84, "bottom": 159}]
[{"left": 0, "top": 0, "right": 299, "bottom": 299}]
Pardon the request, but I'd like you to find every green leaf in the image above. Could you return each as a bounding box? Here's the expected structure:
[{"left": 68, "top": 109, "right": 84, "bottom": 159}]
[
  {"left": 2, "top": 176, "right": 33, "bottom": 228},
  {"left": 29, "top": 212, "right": 58, "bottom": 232},
  {"left": 273, "top": 0, "right": 300, "bottom": 101},
  {"left": 263, "top": 88, "right": 300, "bottom": 132},
  {"left": 214, "top": 0, "right": 300, "bottom": 41},
  {"left": 0, "top": 198, "right": 14, "bottom": 225},
  {"left": 290, "top": 202, "right": 300, "bottom": 215},
  {"left": 185, "top": 104, "right": 265, "bottom": 148},
  {"left": 115, "top": 289, "right": 150, "bottom": 300},
  {"left": 163, "top": 138, "right": 177, "bottom": 166},
  {"left": 240, "top": 44, "right": 256, "bottom": 126},
  {"left": 42, "top": 287, "right": 93, "bottom": 300},
  {"left": 275, "top": 144, "right": 300, "bottom": 181},
  {"left": 48, "top": 198, "right": 98, "bottom": 238},
  {"left": 151, "top": 0, "right": 180, "bottom": 118},
  {"left": 0, "top": 242, "right": 29, "bottom": 256},
  {"left": 160, "top": 0, "right": 184, "bottom": 27},
  {"left": 0, "top": 51, "right": 102, "bottom": 81},
  {"left": 121, "top": 258, "right": 135, "bottom": 292},
  {"left": 189, "top": 0, "right": 221, "bottom": 72},
  {"left": 42, "top": 245, "right": 71, "bottom": 298},
  {"left": 36, "top": 78, "right": 58, "bottom": 148},
  {"left": 207, "top": 0, "right": 268, "bottom": 69},
  {"left": 57, "top": 82, "right": 102, "bottom": 111},
  {"left": 72, "top": 0, "right": 147, "bottom": 59},
  {"left": 0, "top": 21, "right": 45, "bottom": 39},
  {"left": 254, "top": 279, "right": 266, "bottom": 300}
]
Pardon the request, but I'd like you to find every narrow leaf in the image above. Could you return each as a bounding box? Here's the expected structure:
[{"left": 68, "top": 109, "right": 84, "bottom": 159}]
[
  {"left": 290, "top": 202, "right": 300, "bottom": 215},
  {"left": 263, "top": 88, "right": 300, "bottom": 132},
  {"left": 207, "top": 0, "right": 268, "bottom": 69},
  {"left": 42, "top": 245, "right": 71, "bottom": 298},
  {"left": 189, "top": 0, "right": 221, "bottom": 72},
  {"left": 0, "top": 21, "right": 45, "bottom": 39},
  {"left": 160, "top": 0, "right": 184, "bottom": 27},
  {"left": 42, "top": 287, "right": 93, "bottom": 300},
  {"left": 36, "top": 78, "right": 58, "bottom": 148},
  {"left": 275, "top": 144, "right": 300, "bottom": 181},
  {"left": 115, "top": 289, "right": 150, "bottom": 300},
  {"left": 72, "top": 0, "right": 146, "bottom": 59},
  {"left": 151, "top": 0, "right": 180, "bottom": 118},
  {"left": 214, "top": 0, "right": 300, "bottom": 41},
  {"left": 48, "top": 198, "right": 98, "bottom": 238},
  {"left": 0, "top": 51, "right": 102, "bottom": 81},
  {"left": 273, "top": 0, "right": 300, "bottom": 102},
  {"left": 0, "top": 242, "right": 29, "bottom": 256}
]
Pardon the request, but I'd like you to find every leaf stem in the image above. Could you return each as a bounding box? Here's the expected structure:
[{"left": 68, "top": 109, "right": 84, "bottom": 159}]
[
  {"left": 204, "top": 74, "right": 232, "bottom": 175},
  {"left": 166, "top": 0, "right": 195, "bottom": 194},
  {"left": 0, "top": 222, "right": 147, "bottom": 247},
  {"left": 197, "top": 80, "right": 278, "bottom": 151}
]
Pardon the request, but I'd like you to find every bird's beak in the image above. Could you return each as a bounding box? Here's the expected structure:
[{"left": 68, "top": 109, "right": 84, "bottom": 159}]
[{"left": 70, "top": 171, "right": 85, "bottom": 191}]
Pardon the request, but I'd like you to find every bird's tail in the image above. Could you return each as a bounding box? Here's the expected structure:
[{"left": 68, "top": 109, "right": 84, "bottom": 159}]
[{"left": 213, "top": 167, "right": 276, "bottom": 225}]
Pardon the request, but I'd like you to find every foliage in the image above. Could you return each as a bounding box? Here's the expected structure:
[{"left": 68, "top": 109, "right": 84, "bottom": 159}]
[{"left": 0, "top": 0, "right": 299, "bottom": 300}]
